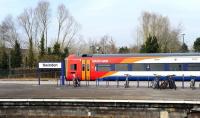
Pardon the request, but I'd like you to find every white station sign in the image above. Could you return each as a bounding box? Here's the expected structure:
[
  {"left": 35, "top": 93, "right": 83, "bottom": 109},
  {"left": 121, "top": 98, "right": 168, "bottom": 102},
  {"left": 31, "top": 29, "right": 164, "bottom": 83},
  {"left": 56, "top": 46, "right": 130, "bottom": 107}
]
[{"left": 39, "top": 62, "right": 61, "bottom": 69}]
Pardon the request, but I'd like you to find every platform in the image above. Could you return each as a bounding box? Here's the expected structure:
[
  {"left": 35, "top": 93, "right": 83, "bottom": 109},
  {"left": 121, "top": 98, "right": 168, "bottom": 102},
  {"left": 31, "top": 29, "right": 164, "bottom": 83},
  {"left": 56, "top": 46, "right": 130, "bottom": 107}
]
[
  {"left": 0, "top": 80, "right": 199, "bottom": 101},
  {"left": 0, "top": 80, "right": 200, "bottom": 117}
]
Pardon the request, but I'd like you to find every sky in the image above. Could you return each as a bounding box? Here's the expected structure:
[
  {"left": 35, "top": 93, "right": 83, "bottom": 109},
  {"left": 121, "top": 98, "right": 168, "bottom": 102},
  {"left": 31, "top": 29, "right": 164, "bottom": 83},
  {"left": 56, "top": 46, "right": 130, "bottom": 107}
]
[{"left": 0, "top": 0, "right": 200, "bottom": 48}]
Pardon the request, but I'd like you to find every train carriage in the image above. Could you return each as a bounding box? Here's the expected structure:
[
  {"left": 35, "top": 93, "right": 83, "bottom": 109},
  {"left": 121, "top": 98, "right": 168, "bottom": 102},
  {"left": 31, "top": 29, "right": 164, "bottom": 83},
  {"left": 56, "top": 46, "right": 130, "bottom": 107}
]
[{"left": 65, "top": 53, "right": 200, "bottom": 81}]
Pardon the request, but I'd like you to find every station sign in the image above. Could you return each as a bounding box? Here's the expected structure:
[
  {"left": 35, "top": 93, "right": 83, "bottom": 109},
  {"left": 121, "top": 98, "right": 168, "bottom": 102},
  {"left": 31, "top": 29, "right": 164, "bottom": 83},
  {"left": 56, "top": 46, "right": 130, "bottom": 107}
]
[{"left": 38, "top": 62, "right": 61, "bottom": 69}]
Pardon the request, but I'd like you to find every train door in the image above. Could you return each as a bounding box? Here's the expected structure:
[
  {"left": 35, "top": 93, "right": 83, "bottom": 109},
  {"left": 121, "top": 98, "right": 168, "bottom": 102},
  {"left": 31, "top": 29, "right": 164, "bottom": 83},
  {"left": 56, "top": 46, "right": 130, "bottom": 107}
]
[{"left": 81, "top": 59, "right": 90, "bottom": 81}]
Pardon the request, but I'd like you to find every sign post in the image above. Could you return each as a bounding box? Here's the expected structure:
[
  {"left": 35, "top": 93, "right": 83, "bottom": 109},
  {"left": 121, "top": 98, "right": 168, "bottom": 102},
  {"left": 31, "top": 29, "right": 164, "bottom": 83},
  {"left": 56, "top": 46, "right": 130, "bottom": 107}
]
[
  {"left": 37, "top": 66, "right": 40, "bottom": 85},
  {"left": 61, "top": 61, "right": 65, "bottom": 85},
  {"left": 38, "top": 62, "right": 64, "bottom": 85}
]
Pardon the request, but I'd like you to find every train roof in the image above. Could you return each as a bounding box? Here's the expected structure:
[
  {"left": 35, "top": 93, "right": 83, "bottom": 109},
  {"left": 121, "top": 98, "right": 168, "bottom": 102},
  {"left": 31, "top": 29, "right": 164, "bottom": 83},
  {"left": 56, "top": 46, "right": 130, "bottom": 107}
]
[{"left": 81, "top": 53, "right": 200, "bottom": 57}]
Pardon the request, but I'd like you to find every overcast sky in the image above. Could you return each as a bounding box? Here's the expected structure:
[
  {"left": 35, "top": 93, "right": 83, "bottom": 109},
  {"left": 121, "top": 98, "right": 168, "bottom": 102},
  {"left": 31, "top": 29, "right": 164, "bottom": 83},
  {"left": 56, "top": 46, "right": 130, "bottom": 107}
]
[{"left": 0, "top": 0, "right": 200, "bottom": 48}]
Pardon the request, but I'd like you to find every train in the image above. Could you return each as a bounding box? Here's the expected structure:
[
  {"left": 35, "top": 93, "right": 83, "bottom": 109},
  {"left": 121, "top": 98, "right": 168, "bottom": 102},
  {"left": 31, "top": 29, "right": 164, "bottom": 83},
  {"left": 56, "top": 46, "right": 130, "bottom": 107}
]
[{"left": 65, "top": 53, "right": 200, "bottom": 81}]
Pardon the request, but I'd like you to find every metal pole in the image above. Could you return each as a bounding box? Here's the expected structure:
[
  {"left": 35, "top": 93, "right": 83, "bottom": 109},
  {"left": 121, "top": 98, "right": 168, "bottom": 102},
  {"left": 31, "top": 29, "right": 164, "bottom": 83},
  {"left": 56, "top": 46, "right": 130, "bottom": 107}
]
[
  {"left": 182, "top": 74, "right": 184, "bottom": 88},
  {"left": 61, "top": 61, "right": 65, "bottom": 85},
  {"left": 182, "top": 33, "right": 185, "bottom": 44},
  {"left": 57, "top": 76, "right": 59, "bottom": 87},
  {"left": 106, "top": 81, "right": 108, "bottom": 87},
  {"left": 38, "top": 67, "right": 40, "bottom": 85},
  {"left": 117, "top": 80, "right": 119, "bottom": 88},
  {"left": 8, "top": 54, "right": 11, "bottom": 78},
  {"left": 97, "top": 79, "right": 99, "bottom": 86}
]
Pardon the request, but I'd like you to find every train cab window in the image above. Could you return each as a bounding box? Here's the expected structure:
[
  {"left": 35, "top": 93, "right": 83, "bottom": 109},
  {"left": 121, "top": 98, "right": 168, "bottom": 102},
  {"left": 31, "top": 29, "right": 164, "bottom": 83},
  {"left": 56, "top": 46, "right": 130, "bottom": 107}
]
[
  {"left": 87, "top": 64, "right": 90, "bottom": 71},
  {"left": 169, "top": 64, "right": 182, "bottom": 71},
  {"left": 82, "top": 64, "right": 85, "bottom": 71},
  {"left": 96, "top": 64, "right": 111, "bottom": 72},
  {"left": 70, "top": 64, "right": 77, "bottom": 71},
  {"left": 115, "top": 64, "right": 128, "bottom": 71}
]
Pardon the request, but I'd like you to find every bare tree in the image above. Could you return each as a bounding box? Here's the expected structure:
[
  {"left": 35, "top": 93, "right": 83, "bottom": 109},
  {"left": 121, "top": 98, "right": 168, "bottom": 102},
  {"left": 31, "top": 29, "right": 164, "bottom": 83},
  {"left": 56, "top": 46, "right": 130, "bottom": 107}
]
[
  {"left": 98, "top": 35, "right": 117, "bottom": 54},
  {"left": 57, "top": 4, "right": 68, "bottom": 42},
  {"left": 99, "top": 35, "right": 108, "bottom": 54},
  {"left": 70, "top": 35, "right": 88, "bottom": 54},
  {"left": 18, "top": 8, "right": 34, "bottom": 43},
  {"left": 107, "top": 37, "right": 117, "bottom": 53},
  {"left": 18, "top": 8, "right": 40, "bottom": 50},
  {"left": 35, "top": 1, "right": 50, "bottom": 50},
  {"left": 137, "top": 11, "right": 182, "bottom": 52},
  {"left": 56, "top": 4, "right": 80, "bottom": 50},
  {"left": 33, "top": 16, "right": 40, "bottom": 49},
  {"left": 0, "top": 15, "right": 19, "bottom": 48},
  {"left": 18, "top": 8, "right": 38, "bottom": 68},
  {"left": 87, "top": 38, "right": 99, "bottom": 54}
]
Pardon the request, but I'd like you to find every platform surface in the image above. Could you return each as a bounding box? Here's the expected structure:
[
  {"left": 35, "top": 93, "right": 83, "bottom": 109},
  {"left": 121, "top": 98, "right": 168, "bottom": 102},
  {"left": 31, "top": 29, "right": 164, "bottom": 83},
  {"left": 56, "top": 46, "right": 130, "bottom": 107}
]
[{"left": 0, "top": 80, "right": 199, "bottom": 101}]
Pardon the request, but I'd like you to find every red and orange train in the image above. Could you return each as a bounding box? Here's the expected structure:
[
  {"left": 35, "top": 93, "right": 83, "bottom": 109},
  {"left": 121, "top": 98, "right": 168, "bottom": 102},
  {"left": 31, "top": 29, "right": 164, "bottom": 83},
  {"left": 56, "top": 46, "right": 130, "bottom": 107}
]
[{"left": 65, "top": 53, "right": 200, "bottom": 81}]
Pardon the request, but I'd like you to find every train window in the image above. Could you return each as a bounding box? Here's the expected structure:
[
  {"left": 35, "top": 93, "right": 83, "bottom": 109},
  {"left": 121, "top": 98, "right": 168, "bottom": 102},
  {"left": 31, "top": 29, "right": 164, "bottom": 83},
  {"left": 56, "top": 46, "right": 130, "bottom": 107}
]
[
  {"left": 87, "top": 64, "right": 90, "bottom": 71},
  {"left": 96, "top": 64, "right": 111, "bottom": 72},
  {"left": 70, "top": 64, "right": 77, "bottom": 71},
  {"left": 149, "top": 63, "right": 164, "bottom": 71},
  {"left": 82, "top": 64, "right": 85, "bottom": 71},
  {"left": 115, "top": 64, "right": 128, "bottom": 71},
  {"left": 132, "top": 63, "right": 145, "bottom": 71},
  {"left": 169, "top": 64, "right": 182, "bottom": 71},
  {"left": 188, "top": 64, "right": 200, "bottom": 71}
]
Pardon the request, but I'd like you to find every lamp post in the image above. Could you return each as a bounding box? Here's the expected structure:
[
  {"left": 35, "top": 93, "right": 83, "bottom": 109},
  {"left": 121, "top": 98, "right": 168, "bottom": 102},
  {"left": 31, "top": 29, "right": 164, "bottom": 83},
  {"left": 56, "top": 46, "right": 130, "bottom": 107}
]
[
  {"left": 182, "top": 33, "right": 185, "bottom": 44},
  {"left": 8, "top": 54, "right": 11, "bottom": 78}
]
